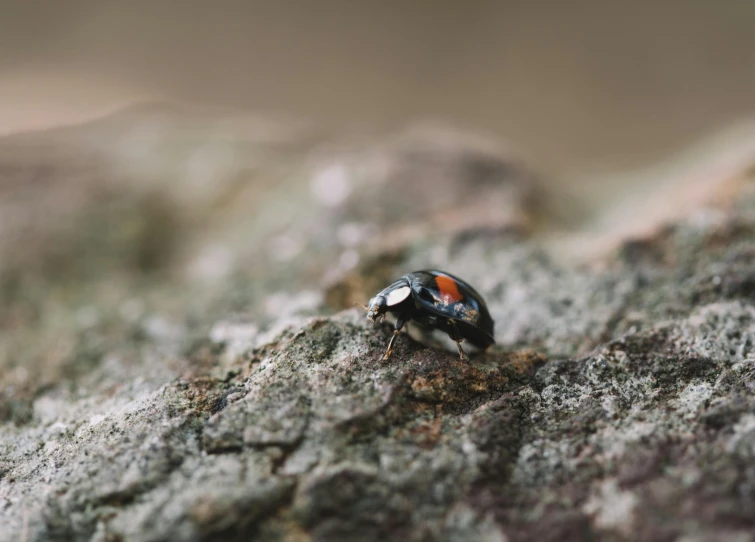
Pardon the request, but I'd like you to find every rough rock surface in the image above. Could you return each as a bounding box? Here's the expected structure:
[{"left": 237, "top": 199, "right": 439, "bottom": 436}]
[{"left": 1, "top": 105, "right": 755, "bottom": 541}]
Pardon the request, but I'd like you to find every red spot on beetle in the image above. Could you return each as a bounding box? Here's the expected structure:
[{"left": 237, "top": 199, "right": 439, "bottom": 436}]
[{"left": 435, "top": 275, "right": 463, "bottom": 305}]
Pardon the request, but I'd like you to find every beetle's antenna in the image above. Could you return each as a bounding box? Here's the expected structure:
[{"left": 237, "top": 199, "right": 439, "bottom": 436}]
[{"left": 354, "top": 302, "right": 368, "bottom": 311}]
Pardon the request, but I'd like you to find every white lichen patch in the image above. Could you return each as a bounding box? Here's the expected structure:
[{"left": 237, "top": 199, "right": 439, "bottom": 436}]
[
  {"left": 596, "top": 419, "right": 658, "bottom": 459},
  {"left": 726, "top": 414, "right": 755, "bottom": 459},
  {"left": 88, "top": 414, "right": 108, "bottom": 427},
  {"left": 539, "top": 383, "right": 593, "bottom": 413},
  {"left": 676, "top": 302, "right": 755, "bottom": 363},
  {"left": 670, "top": 380, "right": 713, "bottom": 419},
  {"left": 444, "top": 502, "right": 509, "bottom": 542},
  {"left": 512, "top": 439, "right": 574, "bottom": 485},
  {"left": 582, "top": 479, "right": 637, "bottom": 537}
]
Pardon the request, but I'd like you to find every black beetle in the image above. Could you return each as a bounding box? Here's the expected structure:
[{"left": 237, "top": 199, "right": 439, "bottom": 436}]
[{"left": 366, "top": 270, "right": 495, "bottom": 360}]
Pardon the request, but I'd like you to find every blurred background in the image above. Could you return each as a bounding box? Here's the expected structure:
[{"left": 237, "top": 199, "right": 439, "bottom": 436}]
[
  {"left": 2, "top": 0, "right": 755, "bottom": 405},
  {"left": 2, "top": 0, "right": 755, "bottom": 181}
]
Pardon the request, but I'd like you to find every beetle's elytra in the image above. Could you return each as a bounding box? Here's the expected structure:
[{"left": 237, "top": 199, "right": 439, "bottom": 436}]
[{"left": 365, "top": 270, "right": 495, "bottom": 360}]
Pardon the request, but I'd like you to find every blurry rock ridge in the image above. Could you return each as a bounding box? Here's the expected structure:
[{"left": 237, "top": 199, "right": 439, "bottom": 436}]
[{"left": 1, "top": 102, "right": 755, "bottom": 541}]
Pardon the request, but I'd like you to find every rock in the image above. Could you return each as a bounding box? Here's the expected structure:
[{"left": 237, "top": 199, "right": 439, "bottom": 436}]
[{"left": 1, "top": 106, "right": 755, "bottom": 541}]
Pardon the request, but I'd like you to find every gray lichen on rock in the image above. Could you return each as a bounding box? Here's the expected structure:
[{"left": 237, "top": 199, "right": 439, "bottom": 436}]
[{"left": 1, "top": 106, "right": 755, "bottom": 541}]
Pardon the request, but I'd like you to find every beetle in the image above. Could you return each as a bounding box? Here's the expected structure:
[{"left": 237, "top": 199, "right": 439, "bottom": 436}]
[{"left": 365, "top": 270, "right": 495, "bottom": 360}]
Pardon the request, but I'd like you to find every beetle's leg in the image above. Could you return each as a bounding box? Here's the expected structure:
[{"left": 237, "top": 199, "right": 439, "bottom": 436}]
[
  {"left": 383, "top": 315, "right": 407, "bottom": 360},
  {"left": 447, "top": 319, "right": 468, "bottom": 361},
  {"left": 454, "top": 341, "right": 467, "bottom": 361}
]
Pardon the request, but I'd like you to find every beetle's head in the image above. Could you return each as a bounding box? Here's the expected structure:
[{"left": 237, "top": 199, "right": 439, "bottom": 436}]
[{"left": 366, "top": 295, "right": 387, "bottom": 323}]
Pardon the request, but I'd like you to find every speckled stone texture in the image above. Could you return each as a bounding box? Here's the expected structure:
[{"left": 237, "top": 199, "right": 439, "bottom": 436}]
[{"left": 1, "top": 106, "right": 755, "bottom": 541}]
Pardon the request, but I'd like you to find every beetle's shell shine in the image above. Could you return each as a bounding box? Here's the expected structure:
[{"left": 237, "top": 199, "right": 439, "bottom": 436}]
[
  {"left": 405, "top": 270, "right": 495, "bottom": 348},
  {"left": 372, "top": 270, "right": 495, "bottom": 349}
]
